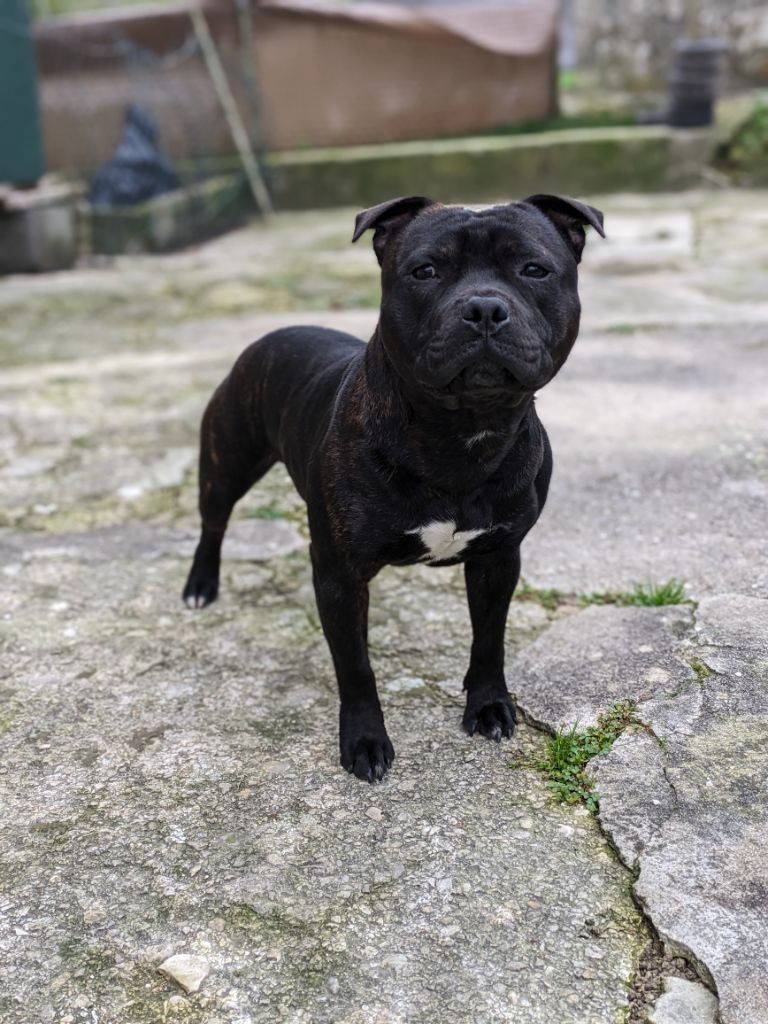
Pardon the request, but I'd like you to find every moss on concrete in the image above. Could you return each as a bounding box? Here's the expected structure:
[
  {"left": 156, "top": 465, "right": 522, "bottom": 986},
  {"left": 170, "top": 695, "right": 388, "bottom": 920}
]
[
  {"left": 266, "top": 127, "right": 697, "bottom": 211},
  {"left": 72, "top": 126, "right": 717, "bottom": 258},
  {"left": 86, "top": 175, "right": 252, "bottom": 256},
  {"left": 715, "top": 100, "right": 768, "bottom": 185}
]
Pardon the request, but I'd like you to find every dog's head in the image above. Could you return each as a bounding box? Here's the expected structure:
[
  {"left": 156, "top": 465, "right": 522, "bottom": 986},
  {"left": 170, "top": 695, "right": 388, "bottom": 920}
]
[{"left": 353, "top": 195, "right": 604, "bottom": 409}]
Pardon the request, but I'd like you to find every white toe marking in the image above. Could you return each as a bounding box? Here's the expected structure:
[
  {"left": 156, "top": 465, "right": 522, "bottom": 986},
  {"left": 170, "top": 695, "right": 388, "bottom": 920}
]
[{"left": 407, "top": 519, "right": 486, "bottom": 562}]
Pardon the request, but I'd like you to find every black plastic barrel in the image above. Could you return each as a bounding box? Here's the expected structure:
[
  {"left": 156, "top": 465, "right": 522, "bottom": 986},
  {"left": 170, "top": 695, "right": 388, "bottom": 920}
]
[{"left": 668, "top": 39, "right": 726, "bottom": 128}]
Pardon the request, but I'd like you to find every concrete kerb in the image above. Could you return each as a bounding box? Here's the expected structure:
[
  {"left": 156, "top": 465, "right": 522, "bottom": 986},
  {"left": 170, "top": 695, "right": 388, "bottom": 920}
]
[
  {"left": 78, "top": 125, "right": 719, "bottom": 255},
  {"left": 265, "top": 126, "right": 715, "bottom": 210}
]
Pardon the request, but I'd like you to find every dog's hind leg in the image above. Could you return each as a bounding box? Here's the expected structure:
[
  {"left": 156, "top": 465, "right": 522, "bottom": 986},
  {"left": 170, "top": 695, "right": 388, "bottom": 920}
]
[{"left": 183, "top": 382, "right": 276, "bottom": 609}]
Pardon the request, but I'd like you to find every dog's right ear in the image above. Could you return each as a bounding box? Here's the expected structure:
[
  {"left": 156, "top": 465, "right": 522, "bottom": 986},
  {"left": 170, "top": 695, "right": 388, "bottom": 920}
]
[{"left": 352, "top": 196, "right": 437, "bottom": 266}]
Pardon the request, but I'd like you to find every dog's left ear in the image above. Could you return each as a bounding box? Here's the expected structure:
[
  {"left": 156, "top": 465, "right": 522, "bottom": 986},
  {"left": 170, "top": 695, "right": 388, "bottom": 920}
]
[
  {"left": 522, "top": 194, "right": 605, "bottom": 263},
  {"left": 352, "top": 195, "right": 437, "bottom": 266}
]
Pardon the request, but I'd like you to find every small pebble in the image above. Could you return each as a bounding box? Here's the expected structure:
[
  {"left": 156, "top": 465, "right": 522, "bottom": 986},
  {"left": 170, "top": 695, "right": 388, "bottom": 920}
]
[{"left": 158, "top": 954, "right": 209, "bottom": 994}]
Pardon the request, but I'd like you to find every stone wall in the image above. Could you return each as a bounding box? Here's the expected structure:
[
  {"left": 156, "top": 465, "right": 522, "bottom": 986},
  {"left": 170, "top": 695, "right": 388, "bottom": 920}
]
[{"left": 568, "top": 0, "right": 768, "bottom": 92}]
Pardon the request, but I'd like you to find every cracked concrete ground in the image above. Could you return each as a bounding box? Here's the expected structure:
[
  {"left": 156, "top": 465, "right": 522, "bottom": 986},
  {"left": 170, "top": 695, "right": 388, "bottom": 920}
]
[{"left": 1, "top": 189, "right": 767, "bottom": 1024}]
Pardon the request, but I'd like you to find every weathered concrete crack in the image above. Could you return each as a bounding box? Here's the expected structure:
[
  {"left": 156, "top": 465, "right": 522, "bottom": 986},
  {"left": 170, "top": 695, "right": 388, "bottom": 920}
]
[
  {"left": 630, "top": 885, "right": 719, "bottom": 997},
  {"left": 515, "top": 697, "right": 718, "bottom": 1022},
  {"left": 661, "top": 766, "right": 681, "bottom": 809}
]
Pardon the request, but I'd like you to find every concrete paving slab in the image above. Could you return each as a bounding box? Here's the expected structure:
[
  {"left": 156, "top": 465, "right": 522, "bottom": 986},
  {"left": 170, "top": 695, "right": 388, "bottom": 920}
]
[
  {"left": 575, "top": 596, "right": 768, "bottom": 1024},
  {"left": 0, "top": 528, "right": 643, "bottom": 1024},
  {"left": 510, "top": 604, "right": 696, "bottom": 730},
  {"left": 2, "top": 189, "right": 768, "bottom": 1023},
  {"left": 525, "top": 316, "right": 768, "bottom": 598}
]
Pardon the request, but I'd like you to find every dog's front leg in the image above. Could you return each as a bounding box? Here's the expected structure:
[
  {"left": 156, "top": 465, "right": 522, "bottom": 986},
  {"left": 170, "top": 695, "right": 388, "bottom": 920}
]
[
  {"left": 310, "top": 545, "right": 394, "bottom": 782},
  {"left": 462, "top": 545, "right": 520, "bottom": 741}
]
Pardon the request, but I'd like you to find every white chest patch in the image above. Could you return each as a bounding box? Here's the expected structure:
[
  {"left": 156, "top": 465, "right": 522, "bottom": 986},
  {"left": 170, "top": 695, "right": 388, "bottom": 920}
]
[
  {"left": 466, "top": 429, "right": 495, "bottom": 449},
  {"left": 407, "top": 519, "right": 486, "bottom": 562}
]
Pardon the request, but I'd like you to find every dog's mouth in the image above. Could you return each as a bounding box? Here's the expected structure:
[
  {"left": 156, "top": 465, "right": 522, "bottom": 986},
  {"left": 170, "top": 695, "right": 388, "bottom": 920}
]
[{"left": 443, "top": 358, "right": 531, "bottom": 402}]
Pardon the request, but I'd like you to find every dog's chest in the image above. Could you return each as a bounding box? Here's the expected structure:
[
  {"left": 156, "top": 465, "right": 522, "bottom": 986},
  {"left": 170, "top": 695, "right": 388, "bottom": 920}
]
[
  {"left": 354, "top": 449, "right": 543, "bottom": 568},
  {"left": 374, "top": 514, "right": 511, "bottom": 567},
  {"left": 407, "top": 520, "right": 488, "bottom": 563}
]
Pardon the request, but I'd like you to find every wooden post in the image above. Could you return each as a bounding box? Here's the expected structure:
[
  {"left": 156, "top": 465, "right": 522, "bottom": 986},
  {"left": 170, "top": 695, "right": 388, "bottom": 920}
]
[{"left": 190, "top": 6, "right": 273, "bottom": 217}]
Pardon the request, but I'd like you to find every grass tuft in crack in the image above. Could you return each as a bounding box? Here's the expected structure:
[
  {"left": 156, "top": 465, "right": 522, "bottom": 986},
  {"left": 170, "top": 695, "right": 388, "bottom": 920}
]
[
  {"left": 685, "top": 656, "right": 715, "bottom": 682},
  {"left": 514, "top": 578, "right": 692, "bottom": 613},
  {"left": 514, "top": 578, "right": 564, "bottom": 611},
  {"left": 581, "top": 578, "right": 690, "bottom": 608},
  {"left": 513, "top": 701, "right": 646, "bottom": 813}
]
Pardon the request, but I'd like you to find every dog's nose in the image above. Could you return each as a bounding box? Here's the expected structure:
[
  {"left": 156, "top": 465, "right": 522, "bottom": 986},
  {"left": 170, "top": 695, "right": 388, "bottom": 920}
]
[{"left": 461, "top": 296, "right": 510, "bottom": 333}]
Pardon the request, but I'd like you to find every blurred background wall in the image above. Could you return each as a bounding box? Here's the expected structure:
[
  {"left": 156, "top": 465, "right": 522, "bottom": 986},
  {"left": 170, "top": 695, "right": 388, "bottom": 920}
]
[
  {"left": 33, "top": 0, "right": 559, "bottom": 175},
  {"left": 27, "top": 0, "right": 768, "bottom": 180},
  {"left": 7, "top": 0, "right": 767, "bottom": 262}
]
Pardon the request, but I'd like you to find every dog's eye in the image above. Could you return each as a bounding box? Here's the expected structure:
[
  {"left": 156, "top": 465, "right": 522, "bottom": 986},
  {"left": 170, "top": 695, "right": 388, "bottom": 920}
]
[
  {"left": 412, "top": 264, "right": 436, "bottom": 280},
  {"left": 521, "top": 262, "right": 549, "bottom": 279}
]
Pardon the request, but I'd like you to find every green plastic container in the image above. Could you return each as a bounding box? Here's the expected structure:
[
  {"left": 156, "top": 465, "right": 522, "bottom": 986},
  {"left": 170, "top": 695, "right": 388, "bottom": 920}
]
[{"left": 0, "top": 0, "right": 46, "bottom": 184}]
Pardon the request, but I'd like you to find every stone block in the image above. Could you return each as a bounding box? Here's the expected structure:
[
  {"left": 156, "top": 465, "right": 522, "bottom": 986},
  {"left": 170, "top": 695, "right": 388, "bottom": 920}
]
[
  {"left": 85, "top": 174, "right": 251, "bottom": 256},
  {"left": 0, "top": 182, "right": 77, "bottom": 273}
]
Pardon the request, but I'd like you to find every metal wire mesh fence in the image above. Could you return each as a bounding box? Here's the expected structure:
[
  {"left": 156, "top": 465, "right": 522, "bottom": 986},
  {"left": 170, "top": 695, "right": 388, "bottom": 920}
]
[
  {"left": 29, "top": 2, "right": 266, "bottom": 180},
  {"left": 3, "top": 1, "right": 272, "bottom": 252}
]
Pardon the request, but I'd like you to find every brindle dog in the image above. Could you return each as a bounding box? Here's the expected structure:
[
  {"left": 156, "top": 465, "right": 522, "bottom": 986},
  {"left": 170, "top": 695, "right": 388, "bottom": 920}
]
[{"left": 183, "top": 195, "right": 604, "bottom": 782}]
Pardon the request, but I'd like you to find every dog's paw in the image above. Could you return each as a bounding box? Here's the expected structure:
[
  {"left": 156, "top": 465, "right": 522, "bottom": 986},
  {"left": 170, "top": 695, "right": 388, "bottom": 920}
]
[
  {"left": 182, "top": 567, "right": 219, "bottom": 609},
  {"left": 341, "top": 733, "right": 395, "bottom": 783},
  {"left": 463, "top": 695, "right": 517, "bottom": 742}
]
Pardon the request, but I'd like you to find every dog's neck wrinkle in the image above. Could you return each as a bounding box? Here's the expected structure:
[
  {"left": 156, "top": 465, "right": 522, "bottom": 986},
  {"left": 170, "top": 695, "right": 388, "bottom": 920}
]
[
  {"left": 361, "top": 331, "right": 533, "bottom": 490},
  {"left": 365, "top": 330, "right": 528, "bottom": 429}
]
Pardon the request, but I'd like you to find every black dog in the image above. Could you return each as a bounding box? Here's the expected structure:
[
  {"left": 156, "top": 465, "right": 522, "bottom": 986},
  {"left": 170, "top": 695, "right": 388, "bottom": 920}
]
[{"left": 183, "top": 195, "right": 604, "bottom": 781}]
